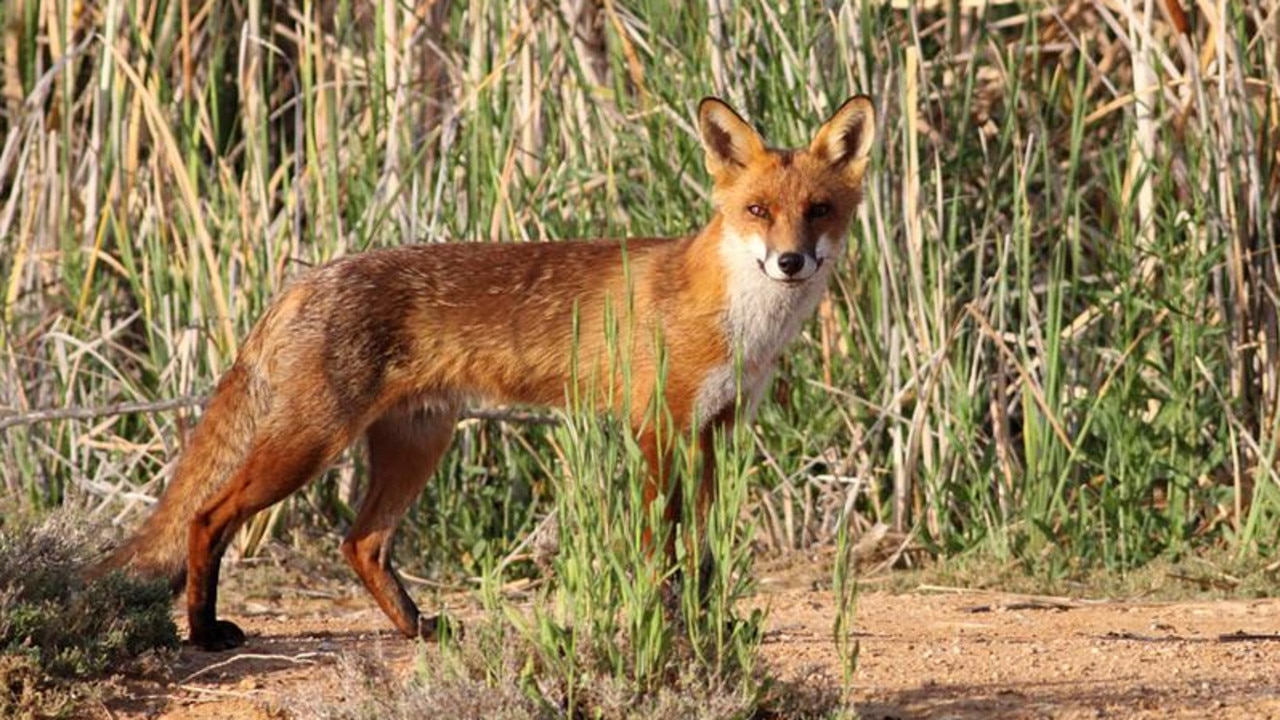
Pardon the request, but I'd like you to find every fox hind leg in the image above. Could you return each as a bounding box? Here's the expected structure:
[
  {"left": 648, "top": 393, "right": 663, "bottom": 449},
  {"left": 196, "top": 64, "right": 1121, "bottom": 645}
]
[
  {"left": 343, "top": 403, "right": 458, "bottom": 641},
  {"left": 186, "top": 429, "right": 349, "bottom": 651}
]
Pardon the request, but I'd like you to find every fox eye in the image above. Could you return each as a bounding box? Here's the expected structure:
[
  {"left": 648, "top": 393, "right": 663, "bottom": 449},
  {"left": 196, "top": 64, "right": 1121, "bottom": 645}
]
[
  {"left": 806, "top": 202, "right": 832, "bottom": 220},
  {"left": 747, "top": 204, "right": 770, "bottom": 220}
]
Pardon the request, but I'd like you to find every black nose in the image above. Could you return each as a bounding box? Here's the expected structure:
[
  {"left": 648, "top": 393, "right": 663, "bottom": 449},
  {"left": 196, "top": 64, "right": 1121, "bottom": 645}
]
[{"left": 777, "top": 252, "right": 806, "bottom": 276}]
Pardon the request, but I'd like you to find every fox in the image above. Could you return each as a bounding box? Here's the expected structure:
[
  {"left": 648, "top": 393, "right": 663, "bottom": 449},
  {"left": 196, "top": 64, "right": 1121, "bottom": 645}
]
[{"left": 94, "top": 95, "right": 876, "bottom": 651}]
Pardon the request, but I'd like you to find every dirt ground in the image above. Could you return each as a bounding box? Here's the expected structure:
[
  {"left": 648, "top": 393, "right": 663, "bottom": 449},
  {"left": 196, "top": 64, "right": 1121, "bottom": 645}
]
[{"left": 99, "top": 561, "right": 1280, "bottom": 720}]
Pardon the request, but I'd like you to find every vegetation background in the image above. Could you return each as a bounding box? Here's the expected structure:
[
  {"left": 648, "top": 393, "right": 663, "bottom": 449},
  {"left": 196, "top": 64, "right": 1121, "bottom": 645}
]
[{"left": 2, "top": 0, "right": 1278, "bottom": 616}]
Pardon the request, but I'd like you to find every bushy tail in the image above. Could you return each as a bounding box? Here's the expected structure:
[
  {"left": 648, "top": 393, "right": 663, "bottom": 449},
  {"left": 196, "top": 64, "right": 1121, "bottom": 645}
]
[{"left": 92, "top": 364, "right": 259, "bottom": 593}]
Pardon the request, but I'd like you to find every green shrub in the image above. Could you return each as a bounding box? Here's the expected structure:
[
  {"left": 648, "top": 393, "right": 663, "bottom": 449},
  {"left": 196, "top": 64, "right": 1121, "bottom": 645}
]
[{"left": 0, "top": 513, "right": 178, "bottom": 717}]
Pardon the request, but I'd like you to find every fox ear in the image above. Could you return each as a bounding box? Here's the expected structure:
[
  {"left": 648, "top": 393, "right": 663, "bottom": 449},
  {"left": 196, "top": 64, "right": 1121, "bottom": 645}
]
[
  {"left": 809, "top": 96, "right": 875, "bottom": 173},
  {"left": 698, "top": 98, "right": 766, "bottom": 179}
]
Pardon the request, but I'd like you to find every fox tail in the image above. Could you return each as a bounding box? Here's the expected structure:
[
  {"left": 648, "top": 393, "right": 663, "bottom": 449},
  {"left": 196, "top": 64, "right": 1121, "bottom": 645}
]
[{"left": 91, "top": 364, "right": 259, "bottom": 592}]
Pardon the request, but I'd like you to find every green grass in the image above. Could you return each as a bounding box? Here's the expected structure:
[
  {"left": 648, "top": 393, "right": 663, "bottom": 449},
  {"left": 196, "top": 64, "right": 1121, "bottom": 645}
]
[
  {"left": 504, "top": 349, "right": 764, "bottom": 715},
  {"left": 3, "top": 0, "right": 1280, "bottom": 714}
]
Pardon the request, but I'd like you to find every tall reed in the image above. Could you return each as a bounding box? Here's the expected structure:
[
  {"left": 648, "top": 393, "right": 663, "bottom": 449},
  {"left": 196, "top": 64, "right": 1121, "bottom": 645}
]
[{"left": 2, "top": 0, "right": 1277, "bottom": 593}]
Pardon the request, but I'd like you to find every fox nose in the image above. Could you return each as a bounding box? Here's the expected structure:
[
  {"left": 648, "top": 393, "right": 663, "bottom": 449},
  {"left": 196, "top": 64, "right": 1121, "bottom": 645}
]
[{"left": 776, "top": 252, "right": 806, "bottom": 277}]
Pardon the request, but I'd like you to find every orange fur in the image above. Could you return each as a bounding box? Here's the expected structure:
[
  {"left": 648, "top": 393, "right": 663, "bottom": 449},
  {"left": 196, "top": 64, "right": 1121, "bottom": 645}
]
[{"left": 94, "top": 96, "right": 877, "bottom": 650}]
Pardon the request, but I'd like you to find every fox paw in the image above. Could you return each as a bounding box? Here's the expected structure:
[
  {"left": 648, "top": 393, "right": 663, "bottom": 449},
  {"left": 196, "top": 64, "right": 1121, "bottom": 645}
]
[
  {"left": 418, "top": 613, "right": 462, "bottom": 643},
  {"left": 189, "top": 619, "right": 246, "bottom": 651}
]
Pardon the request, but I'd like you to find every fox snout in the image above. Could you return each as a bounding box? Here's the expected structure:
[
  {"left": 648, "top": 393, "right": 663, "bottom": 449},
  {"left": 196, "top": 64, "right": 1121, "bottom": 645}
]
[
  {"left": 753, "top": 230, "right": 843, "bottom": 285},
  {"left": 761, "top": 249, "right": 822, "bottom": 283}
]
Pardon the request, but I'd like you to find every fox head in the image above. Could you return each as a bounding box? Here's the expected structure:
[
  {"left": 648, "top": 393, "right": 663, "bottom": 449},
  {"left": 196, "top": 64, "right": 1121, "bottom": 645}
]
[{"left": 698, "top": 96, "right": 875, "bottom": 285}]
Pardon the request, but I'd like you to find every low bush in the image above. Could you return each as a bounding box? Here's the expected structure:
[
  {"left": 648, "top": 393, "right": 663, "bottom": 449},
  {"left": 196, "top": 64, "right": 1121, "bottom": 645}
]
[{"left": 0, "top": 513, "right": 178, "bottom": 718}]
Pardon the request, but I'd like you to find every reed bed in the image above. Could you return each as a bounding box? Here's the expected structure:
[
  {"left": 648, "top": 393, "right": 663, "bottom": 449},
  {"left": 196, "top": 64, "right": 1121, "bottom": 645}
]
[{"left": 1, "top": 0, "right": 1278, "bottom": 675}]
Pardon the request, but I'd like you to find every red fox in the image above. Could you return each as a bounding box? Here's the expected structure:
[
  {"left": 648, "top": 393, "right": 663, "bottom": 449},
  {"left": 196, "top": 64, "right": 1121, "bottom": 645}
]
[{"left": 96, "top": 96, "right": 876, "bottom": 650}]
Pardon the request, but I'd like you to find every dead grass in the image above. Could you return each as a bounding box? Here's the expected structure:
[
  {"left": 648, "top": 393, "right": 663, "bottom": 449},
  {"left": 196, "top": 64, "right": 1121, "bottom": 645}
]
[{"left": 869, "top": 547, "right": 1280, "bottom": 603}]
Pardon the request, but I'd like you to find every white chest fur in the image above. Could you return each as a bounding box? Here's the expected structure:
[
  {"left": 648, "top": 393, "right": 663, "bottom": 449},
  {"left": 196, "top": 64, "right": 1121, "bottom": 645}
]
[{"left": 693, "top": 231, "right": 840, "bottom": 425}]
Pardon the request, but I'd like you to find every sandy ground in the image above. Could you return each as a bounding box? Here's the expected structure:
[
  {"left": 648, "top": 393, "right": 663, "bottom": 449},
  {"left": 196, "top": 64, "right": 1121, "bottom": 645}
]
[{"left": 99, "top": 563, "right": 1280, "bottom": 720}]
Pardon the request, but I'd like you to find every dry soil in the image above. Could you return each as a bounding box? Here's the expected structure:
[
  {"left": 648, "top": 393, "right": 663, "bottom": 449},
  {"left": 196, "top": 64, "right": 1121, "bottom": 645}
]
[{"left": 99, "top": 561, "right": 1280, "bottom": 719}]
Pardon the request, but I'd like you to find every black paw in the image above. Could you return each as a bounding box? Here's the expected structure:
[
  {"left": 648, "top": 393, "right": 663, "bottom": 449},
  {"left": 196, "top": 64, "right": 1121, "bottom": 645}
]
[
  {"left": 696, "top": 553, "right": 716, "bottom": 601},
  {"left": 418, "top": 613, "right": 462, "bottom": 643},
  {"left": 660, "top": 576, "right": 684, "bottom": 619},
  {"left": 189, "top": 619, "right": 246, "bottom": 651}
]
